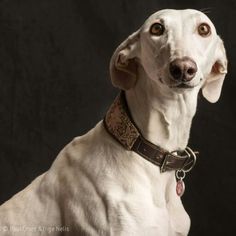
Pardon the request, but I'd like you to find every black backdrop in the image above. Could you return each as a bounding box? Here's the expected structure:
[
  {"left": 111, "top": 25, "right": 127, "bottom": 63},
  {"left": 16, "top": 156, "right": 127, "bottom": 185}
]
[{"left": 0, "top": 0, "right": 235, "bottom": 235}]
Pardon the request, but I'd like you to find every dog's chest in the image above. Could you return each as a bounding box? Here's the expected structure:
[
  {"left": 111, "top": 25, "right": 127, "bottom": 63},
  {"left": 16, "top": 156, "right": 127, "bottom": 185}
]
[
  {"left": 102, "top": 174, "right": 190, "bottom": 236},
  {"left": 66, "top": 127, "right": 190, "bottom": 235}
]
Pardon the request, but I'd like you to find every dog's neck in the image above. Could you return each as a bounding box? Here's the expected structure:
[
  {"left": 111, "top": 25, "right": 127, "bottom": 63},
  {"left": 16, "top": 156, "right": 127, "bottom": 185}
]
[{"left": 125, "top": 67, "right": 199, "bottom": 152}]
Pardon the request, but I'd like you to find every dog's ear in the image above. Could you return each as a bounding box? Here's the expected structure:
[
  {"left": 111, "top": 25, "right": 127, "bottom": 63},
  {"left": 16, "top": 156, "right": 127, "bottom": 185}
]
[
  {"left": 110, "top": 30, "right": 140, "bottom": 90},
  {"left": 202, "top": 38, "right": 228, "bottom": 103}
]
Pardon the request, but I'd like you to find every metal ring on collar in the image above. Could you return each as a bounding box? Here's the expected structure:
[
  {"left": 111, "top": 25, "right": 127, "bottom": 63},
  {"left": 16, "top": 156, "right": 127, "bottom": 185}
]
[
  {"left": 176, "top": 169, "right": 186, "bottom": 180},
  {"left": 182, "top": 146, "right": 197, "bottom": 172}
]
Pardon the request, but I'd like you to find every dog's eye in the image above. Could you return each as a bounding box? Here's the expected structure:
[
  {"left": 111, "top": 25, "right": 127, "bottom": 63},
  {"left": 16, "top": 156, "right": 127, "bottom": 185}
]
[
  {"left": 198, "top": 23, "right": 211, "bottom": 37},
  {"left": 150, "top": 23, "right": 165, "bottom": 36}
]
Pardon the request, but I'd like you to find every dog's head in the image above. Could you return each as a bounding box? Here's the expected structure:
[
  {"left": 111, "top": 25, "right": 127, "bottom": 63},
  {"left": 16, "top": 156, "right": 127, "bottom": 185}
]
[{"left": 110, "top": 9, "right": 227, "bottom": 103}]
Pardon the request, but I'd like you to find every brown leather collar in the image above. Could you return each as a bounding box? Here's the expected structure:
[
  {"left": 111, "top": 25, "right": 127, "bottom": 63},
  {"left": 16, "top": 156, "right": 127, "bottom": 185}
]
[{"left": 103, "top": 91, "right": 198, "bottom": 173}]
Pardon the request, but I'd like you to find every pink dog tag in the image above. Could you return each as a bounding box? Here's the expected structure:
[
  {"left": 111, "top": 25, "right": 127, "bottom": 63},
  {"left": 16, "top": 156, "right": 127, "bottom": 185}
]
[{"left": 176, "top": 179, "right": 185, "bottom": 197}]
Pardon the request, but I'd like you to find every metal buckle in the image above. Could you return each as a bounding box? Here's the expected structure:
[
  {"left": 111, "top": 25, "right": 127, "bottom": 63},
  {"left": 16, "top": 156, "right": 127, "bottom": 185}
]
[
  {"left": 182, "top": 147, "right": 197, "bottom": 172},
  {"left": 160, "top": 153, "right": 172, "bottom": 173}
]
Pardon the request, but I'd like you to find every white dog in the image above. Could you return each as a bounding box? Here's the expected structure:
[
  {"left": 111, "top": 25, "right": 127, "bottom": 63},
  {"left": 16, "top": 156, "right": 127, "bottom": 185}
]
[{"left": 0, "top": 9, "right": 227, "bottom": 236}]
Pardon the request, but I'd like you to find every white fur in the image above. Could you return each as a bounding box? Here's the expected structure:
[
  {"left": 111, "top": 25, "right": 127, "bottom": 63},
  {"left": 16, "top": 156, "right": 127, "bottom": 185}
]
[{"left": 0, "top": 9, "right": 227, "bottom": 236}]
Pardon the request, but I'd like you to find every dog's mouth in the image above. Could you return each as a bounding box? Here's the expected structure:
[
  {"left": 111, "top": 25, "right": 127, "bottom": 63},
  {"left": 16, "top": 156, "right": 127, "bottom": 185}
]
[
  {"left": 159, "top": 78, "right": 197, "bottom": 89},
  {"left": 173, "top": 83, "right": 195, "bottom": 89}
]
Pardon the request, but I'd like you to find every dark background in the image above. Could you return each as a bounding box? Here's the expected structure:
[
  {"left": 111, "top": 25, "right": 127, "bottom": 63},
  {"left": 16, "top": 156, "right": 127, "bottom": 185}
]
[{"left": 0, "top": 0, "right": 235, "bottom": 235}]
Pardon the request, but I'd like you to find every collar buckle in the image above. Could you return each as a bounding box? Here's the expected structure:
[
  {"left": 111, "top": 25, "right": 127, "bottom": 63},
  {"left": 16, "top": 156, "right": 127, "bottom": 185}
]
[{"left": 160, "top": 153, "right": 173, "bottom": 173}]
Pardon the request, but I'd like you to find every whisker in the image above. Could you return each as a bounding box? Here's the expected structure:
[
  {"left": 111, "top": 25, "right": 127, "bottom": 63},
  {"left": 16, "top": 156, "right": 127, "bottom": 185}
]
[{"left": 199, "top": 7, "right": 212, "bottom": 14}]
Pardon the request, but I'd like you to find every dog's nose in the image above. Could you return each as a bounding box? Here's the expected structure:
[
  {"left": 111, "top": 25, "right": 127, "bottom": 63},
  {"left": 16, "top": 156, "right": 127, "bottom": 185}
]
[{"left": 169, "top": 57, "right": 197, "bottom": 82}]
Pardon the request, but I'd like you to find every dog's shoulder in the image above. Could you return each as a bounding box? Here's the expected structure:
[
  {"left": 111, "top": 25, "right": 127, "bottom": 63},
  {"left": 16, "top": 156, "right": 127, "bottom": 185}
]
[
  {"left": 51, "top": 121, "right": 118, "bottom": 168},
  {"left": 46, "top": 121, "right": 122, "bottom": 187}
]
